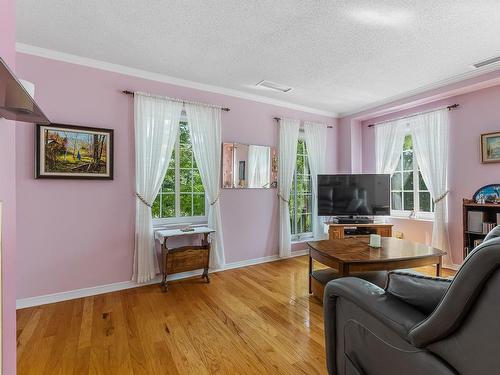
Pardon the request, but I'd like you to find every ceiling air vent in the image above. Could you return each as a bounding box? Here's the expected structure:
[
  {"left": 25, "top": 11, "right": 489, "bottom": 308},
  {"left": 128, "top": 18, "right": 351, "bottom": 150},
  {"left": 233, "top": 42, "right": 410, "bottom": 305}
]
[
  {"left": 256, "top": 80, "right": 292, "bottom": 93},
  {"left": 472, "top": 55, "right": 500, "bottom": 69}
]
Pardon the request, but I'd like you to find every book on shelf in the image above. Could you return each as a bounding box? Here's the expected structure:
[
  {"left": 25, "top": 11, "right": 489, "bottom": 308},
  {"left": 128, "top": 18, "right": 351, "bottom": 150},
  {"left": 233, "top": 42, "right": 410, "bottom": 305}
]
[
  {"left": 482, "top": 222, "right": 497, "bottom": 234},
  {"left": 473, "top": 239, "right": 484, "bottom": 248},
  {"left": 468, "top": 211, "right": 485, "bottom": 233}
]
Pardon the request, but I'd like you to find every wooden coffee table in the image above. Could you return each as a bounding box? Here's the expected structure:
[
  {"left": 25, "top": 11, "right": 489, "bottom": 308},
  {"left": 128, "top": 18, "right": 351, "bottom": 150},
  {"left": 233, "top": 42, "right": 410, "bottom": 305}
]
[{"left": 307, "top": 237, "right": 446, "bottom": 294}]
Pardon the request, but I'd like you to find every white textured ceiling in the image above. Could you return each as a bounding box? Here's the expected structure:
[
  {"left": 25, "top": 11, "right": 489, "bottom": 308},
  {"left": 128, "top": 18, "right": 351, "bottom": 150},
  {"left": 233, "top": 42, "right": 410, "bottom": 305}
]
[{"left": 16, "top": 0, "right": 500, "bottom": 115}]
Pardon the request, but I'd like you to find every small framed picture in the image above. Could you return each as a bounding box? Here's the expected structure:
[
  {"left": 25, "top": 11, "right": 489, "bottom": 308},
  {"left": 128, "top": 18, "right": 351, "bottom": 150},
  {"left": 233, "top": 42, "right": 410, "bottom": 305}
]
[
  {"left": 35, "top": 123, "right": 114, "bottom": 179},
  {"left": 481, "top": 132, "right": 500, "bottom": 164}
]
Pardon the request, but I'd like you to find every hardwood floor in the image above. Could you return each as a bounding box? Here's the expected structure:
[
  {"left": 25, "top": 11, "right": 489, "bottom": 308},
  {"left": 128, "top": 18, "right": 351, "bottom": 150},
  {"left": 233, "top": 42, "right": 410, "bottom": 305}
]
[{"left": 16, "top": 256, "right": 455, "bottom": 375}]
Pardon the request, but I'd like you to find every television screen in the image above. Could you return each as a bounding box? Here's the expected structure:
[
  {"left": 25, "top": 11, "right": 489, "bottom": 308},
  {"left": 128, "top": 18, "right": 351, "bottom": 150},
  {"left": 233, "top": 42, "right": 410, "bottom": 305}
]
[{"left": 318, "top": 174, "right": 390, "bottom": 216}]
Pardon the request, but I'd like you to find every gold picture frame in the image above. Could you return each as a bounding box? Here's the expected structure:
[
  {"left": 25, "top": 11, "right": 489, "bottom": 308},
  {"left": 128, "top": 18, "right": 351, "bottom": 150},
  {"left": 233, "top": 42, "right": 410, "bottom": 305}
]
[{"left": 481, "top": 132, "right": 500, "bottom": 164}]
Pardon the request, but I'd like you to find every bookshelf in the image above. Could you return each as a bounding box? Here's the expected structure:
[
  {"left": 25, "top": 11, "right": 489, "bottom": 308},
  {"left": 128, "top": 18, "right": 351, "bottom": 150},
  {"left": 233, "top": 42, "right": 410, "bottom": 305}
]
[{"left": 463, "top": 198, "right": 500, "bottom": 259}]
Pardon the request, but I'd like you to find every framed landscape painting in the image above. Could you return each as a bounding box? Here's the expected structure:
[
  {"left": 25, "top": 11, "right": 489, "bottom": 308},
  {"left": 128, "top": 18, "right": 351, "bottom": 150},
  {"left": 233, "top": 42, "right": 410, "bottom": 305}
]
[
  {"left": 36, "top": 123, "right": 114, "bottom": 179},
  {"left": 481, "top": 132, "right": 500, "bottom": 164}
]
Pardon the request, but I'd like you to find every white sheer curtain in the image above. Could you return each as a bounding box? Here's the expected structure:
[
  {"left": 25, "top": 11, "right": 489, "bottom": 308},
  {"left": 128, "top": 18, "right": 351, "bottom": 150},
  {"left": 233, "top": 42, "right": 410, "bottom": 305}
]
[
  {"left": 248, "top": 145, "right": 271, "bottom": 188},
  {"left": 278, "top": 118, "right": 300, "bottom": 257},
  {"left": 186, "top": 104, "right": 225, "bottom": 269},
  {"left": 133, "top": 93, "right": 183, "bottom": 283},
  {"left": 410, "top": 109, "right": 452, "bottom": 266},
  {"left": 304, "top": 121, "right": 328, "bottom": 240},
  {"left": 375, "top": 120, "right": 406, "bottom": 174}
]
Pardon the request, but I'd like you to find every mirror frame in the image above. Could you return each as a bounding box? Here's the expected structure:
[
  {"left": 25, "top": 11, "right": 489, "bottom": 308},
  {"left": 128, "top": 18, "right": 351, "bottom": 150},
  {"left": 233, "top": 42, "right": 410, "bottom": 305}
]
[{"left": 221, "top": 142, "right": 277, "bottom": 189}]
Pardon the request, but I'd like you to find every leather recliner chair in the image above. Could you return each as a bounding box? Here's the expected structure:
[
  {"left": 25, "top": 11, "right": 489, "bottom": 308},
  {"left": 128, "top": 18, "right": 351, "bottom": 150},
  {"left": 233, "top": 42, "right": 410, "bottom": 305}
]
[{"left": 323, "top": 227, "right": 500, "bottom": 375}]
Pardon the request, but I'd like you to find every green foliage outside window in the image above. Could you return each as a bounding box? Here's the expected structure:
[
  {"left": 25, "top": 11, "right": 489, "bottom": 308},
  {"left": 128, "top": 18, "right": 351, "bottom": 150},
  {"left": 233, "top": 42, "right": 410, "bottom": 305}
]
[
  {"left": 290, "top": 139, "right": 312, "bottom": 236},
  {"left": 391, "top": 134, "right": 433, "bottom": 214},
  {"left": 152, "top": 121, "right": 206, "bottom": 219}
]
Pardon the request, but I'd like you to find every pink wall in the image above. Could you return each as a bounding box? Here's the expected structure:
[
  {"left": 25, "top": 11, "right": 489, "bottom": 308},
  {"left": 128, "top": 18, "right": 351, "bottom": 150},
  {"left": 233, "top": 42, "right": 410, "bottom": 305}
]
[
  {"left": 15, "top": 53, "right": 337, "bottom": 299},
  {"left": 336, "top": 119, "right": 352, "bottom": 173},
  {"left": 358, "top": 84, "right": 500, "bottom": 265},
  {"left": 0, "top": 0, "right": 17, "bottom": 373},
  {"left": 336, "top": 118, "right": 363, "bottom": 173}
]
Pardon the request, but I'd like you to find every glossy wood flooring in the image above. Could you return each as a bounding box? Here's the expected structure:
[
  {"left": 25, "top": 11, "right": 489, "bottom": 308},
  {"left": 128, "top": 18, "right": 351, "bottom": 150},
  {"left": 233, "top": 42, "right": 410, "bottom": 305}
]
[{"left": 16, "top": 256, "right": 455, "bottom": 375}]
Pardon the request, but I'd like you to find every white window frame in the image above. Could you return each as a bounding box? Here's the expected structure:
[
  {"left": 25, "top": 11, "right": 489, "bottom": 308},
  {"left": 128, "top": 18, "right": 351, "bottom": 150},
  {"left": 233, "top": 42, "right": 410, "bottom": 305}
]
[
  {"left": 153, "top": 121, "right": 208, "bottom": 227},
  {"left": 290, "top": 134, "right": 313, "bottom": 242},
  {"left": 390, "top": 130, "right": 434, "bottom": 221}
]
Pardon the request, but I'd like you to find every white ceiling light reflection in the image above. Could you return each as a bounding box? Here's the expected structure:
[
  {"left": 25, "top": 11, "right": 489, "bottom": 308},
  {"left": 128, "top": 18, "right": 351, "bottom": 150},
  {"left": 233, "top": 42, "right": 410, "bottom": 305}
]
[{"left": 351, "top": 9, "right": 412, "bottom": 26}]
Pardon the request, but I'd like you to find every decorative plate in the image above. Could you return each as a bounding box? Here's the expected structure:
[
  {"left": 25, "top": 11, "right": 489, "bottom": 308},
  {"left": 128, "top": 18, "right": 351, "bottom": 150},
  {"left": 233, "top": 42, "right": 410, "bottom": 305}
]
[{"left": 473, "top": 184, "right": 500, "bottom": 203}]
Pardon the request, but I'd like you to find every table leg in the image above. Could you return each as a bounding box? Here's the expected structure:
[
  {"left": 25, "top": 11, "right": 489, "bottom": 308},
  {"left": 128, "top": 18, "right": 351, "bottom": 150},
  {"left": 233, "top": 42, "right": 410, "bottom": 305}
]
[
  {"left": 162, "top": 239, "right": 169, "bottom": 292},
  {"left": 162, "top": 274, "right": 168, "bottom": 291},
  {"left": 436, "top": 258, "right": 442, "bottom": 277},
  {"left": 202, "top": 233, "right": 210, "bottom": 283},
  {"left": 309, "top": 255, "right": 312, "bottom": 294},
  {"left": 202, "top": 267, "right": 210, "bottom": 283},
  {"left": 339, "top": 263, "right": 349, "bottom": 278}
]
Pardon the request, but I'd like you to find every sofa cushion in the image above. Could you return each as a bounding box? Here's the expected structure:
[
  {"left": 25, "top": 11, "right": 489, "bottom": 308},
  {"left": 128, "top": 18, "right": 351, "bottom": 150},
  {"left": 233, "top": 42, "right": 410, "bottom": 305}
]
[{"left": 386, "top": 271, "right": 452, "bottom": 315}]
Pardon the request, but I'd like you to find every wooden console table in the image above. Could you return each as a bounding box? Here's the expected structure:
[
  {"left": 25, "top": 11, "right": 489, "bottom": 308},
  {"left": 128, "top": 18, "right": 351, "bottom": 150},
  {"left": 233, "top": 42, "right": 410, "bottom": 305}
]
[
  {"left": 155, "top": 226, "right": 214, "bottom": 291},
  {"left": 327, "top": 222, "right": 393, "bottom": 240}
]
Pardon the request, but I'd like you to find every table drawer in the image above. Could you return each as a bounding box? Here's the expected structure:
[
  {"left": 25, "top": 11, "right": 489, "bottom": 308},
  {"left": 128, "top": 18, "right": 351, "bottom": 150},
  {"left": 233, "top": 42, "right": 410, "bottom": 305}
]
[
  {"left": 329, "top": 227, "right": 344, "bottom": 239},
  {"left": 376, "top": 227, "right": 392, "bottom": 237},
  {"left": 166, "top": 247, "right": 209, "bottom": 274}
]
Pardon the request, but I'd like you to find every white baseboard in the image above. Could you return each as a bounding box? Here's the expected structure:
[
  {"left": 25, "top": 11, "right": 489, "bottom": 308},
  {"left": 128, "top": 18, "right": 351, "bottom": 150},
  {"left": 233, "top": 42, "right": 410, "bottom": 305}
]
[
  {"left": 16, "top": 249, "right": 309, "bottom": 309},
  {"left": 444, "top": 263, "right": 461, "bottom": 271},
  {"left": 218, "top": 249, "right": 308, "bottom": 272}
]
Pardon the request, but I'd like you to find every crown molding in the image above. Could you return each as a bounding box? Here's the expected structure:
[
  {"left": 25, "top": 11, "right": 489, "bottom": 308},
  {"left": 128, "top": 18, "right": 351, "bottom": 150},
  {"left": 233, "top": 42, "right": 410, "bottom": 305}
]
[
  {"left": 15, "top": 43, "right": 338, "bottom": 118},
  {"left": 18, "top": 42, "right": 500, "bottom": 120},
  {"left": 339, "top": 62, "right": 500, "bottom": 118}
]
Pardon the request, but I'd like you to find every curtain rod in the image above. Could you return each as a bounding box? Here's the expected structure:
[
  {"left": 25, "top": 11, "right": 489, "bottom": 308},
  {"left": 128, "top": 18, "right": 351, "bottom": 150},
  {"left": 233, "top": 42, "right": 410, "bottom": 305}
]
[
  {"left": 367, "top": 104, "right": 459, "bottom": 128},
  {"left": 122, "top": 90, "right": 230, "bottom": 112},
  {"left": 273, "top": 117, "right": 333, "bottom": 128}
]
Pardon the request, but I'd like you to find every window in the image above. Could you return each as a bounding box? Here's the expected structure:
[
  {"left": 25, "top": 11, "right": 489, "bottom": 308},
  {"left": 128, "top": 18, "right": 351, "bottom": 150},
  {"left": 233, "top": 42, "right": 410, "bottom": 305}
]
[
  {"left": 290, "top": 138, "right": 313, "bottom": 240},
  {"left": 152, "top": 121, "right": 206, "bottom": 221},
  {"left": 391, "top": 134, "right": 434, "bottom": 219}
]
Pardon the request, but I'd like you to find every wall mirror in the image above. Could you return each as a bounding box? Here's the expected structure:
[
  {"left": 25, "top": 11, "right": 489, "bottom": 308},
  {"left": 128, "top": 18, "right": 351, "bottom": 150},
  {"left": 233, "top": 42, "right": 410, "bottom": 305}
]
[{"left": 222, "top": 143, "right": 277, "bottom": 189}]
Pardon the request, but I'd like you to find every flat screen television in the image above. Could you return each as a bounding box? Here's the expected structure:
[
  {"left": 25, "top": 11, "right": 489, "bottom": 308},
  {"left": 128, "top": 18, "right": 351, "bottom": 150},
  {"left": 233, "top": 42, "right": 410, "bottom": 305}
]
[{"left": 318, "top": 174, "right": 390, "bottom": 216}]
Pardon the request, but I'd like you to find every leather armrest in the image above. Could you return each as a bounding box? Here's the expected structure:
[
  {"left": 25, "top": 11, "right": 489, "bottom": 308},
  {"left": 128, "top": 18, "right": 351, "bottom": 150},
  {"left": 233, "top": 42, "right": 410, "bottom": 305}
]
[
  {"left": 385, "top": 271, "right": 452, "bottom": 315},
  {"left": 324, "top": 277, "right": 426, "bottom": 340}
]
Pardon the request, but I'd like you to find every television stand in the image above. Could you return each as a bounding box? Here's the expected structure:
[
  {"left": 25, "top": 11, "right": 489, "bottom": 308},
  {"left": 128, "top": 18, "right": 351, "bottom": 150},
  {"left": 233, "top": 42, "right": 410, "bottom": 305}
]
[
  {"left": 326, "top": 222, "right": 393, "bottom": 240},
  {"left": 335, "top": 216, "right": 373, "bottom": 224}
]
